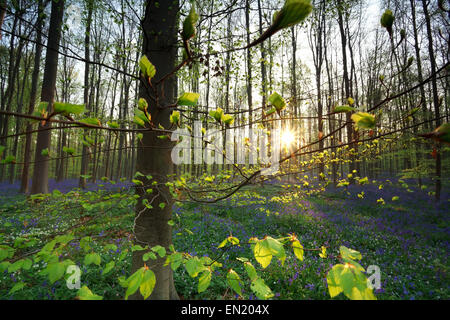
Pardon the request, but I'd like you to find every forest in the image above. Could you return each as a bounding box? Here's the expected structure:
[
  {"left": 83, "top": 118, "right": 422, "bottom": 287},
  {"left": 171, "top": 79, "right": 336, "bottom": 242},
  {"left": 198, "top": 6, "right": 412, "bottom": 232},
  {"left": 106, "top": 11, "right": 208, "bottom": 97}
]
[{"left": 0, "top": 0, "right": 449, "bottom": 303}]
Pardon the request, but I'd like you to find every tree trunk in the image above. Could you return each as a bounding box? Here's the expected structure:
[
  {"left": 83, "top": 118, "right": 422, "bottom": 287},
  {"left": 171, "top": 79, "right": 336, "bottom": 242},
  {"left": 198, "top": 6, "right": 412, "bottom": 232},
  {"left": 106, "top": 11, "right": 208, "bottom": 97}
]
[
  {"left": 30, "top": 0, "right": 65, "bottom": 194},
  {"left": 79, "top": 0, "right": 94, "bottom": 188},
  {"left": 20, "top": 1, "right": 43, "bottom": 192},
  {"left": 131, "top": 0, "right": 179, "bottom": 300},
  {"left": 422, "top": 0, "right": 442, "bottom": 201}
]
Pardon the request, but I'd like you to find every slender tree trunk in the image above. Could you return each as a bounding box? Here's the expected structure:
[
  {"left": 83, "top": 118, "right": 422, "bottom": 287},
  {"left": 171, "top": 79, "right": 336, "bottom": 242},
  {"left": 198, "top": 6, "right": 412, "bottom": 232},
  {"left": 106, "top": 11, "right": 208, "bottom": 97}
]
[
  {"left": 422, "top": 0, "right": 442, "bottom": 201},
  {"left": 30, "top": 0, "right": 65, "bottom": 195},
  {"left": 80, "top": 0, "right": 94, "bottom": 188}
]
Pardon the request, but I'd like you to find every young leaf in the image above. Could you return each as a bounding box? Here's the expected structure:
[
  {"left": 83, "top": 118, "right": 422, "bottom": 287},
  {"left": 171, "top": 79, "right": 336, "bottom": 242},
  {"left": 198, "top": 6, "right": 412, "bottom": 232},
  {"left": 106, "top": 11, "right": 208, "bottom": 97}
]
[
  {"left": 227, "top": 269, "right": 242, "bottom": 296},
  {"left": 139, "top": 55, "right": 156, "bottom": 80},
  {"left": 339, "top": 246, "right": 362, "bottom": 261},
  {"left": 79, "top": 117, "right": 101, "bottom": 126},
  {"left": 351, "top": 112, "right": 375, "bottom": 130},
  {"left": 250, "top": 277, "right": 274, "bottom": 300},
  {"left": 268, "top": 92, "right": 286, "bottom": 112},
  {"left": 84, "top": 253, "right": 101, "bottom": 266},
  {"left": 333, "top": 105, "right": 355, "bottom": 113},
  {"left": 253, "top": 240, "right": 273, "bottom": 269},
  {"left": 140, "top": 268, "right": 156, "bottom": 299},
  {"left": 292, "top": 240, "right": 304, "bottom": 262},
  {"left": 244, "top": 262, "right": 258, "bottom": 282},
  {"left": 9, "top": 282, "right": 25, "bottom": 295},
  {"left": 170, "top": 111, "right": 181, "bottom": 126},
  {"left": 185, "top": 257, "right": 206, "bottom": 278},
  {"left": 198, "top": 269, "right": 212, "bottom": 293},
  {"left": 182, "top": 6, "right": 199, "bottom": 42},
  {"left": 248, "top": 0, "right": 312, "bottom": 48},
  {"left": 102, "top": 261, "right": 115, "bottom": 276},
  {"left": 178, "top": 92, "right": 200, "bottom": 106},
  {"left": 77, "top": 285, "right": 103, "bottom": 300},
  {"left": 380, "top": 9, "right": 395, "bottom": 35},
  {"left": 53, "top": 102, "right": 85, "bottom": 116},
  {"left": 125, "top": 267, "right": 145, "bottom": 300},
  {"left": 47, "top": 262, "right": 66, "bottom": 284},
  {"left": 138, "top": 98, "right": 148, "bottom": 111},
  {"left": 151, "top": 245, "right": 166, "bottom": 258}
]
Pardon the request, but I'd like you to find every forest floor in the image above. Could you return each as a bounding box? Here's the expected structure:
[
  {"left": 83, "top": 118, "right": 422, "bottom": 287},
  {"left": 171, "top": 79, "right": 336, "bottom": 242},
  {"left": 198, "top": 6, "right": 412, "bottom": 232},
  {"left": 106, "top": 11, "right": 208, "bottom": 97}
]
[{"left": 0, "top": 178, "right": 448, "bottom": 300}]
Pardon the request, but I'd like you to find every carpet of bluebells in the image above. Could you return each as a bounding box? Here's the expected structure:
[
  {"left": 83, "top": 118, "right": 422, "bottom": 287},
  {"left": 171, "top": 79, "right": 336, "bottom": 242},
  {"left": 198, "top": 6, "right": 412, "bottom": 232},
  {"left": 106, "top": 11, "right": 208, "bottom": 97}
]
[{"left": 0, "top": 178, "right": 448, "bottom": 300}]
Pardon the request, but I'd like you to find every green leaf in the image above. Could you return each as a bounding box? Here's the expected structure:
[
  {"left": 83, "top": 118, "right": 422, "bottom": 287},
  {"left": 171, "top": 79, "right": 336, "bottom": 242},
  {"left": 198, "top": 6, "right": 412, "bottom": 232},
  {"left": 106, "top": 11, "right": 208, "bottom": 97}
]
[
  {"left": 102, "top": 261, "right": 115, "bottom": 276},
  {"left": 266, "top": 107, "right": 276, "bottom": 116},
  {"left": 182, "top": 6, "right": 199, "bottom": 42},
  {"left": 131, "top": 245, "right": 147, "bottom": 252},
  {"left": 209, "top": 108, "right": 224, "bottom": 123},
  {"left": 143, "top": 251, "right": 157, "bottom": 262},
  {"left": 125, "top": 267, "right": 145, "bottom": 300},
  {"left": 250, "top": 277, "right": 274, "bottom": 300},
  {"left": 178, "top": 92, "right": 200, "bottom": 106},
  {"left": 79, "top": 117, "right": 101, "bottom": 126},
  {"left": 339, "top": 246, "right": 362, "bottom": 261},
  {"left": 53, "top": 102, "right": 85, "bottom": 116},
  {"left": 77, "top": 285, "right": 103, "bottom": 300},
  {"left": 253, "top": 240, "right": 273, "bottom": 269},
  {"left": 351, "top": 112, "right": 375, "bottom": 130},
  {"left": 47, "top": 262, "right": 66, "bottom": 284},
  {"left": 1, "top": 155, "right": 16, "bottom": 164},
  {"left": 253, "top": 237, "right": 286, "bottom": 268},
  {"left": 107, "top": 121, "right": 120, "bottom": 129},
  {"left": 244, "top": 262, "right": 258, "bottom": 281},
  {"left": 151, "top": 245, "right": 166, "bottom": 258},
  {"left": 165, "top": 252, "right": 183, "bottom": 271},
  {"left": 139, "top": 55, "right": 156, "bottom": 80},
  {"left": 198, "top": 269, "right": 212, "bottom": 293},
  {"left": 185, "top": 257, "right": 206, "bottom": 278},
  {"left": 319, "top": 246, "right": 327, "bottom": 259},
  {"left": 268, "top": 92, "right": 286, "bottom": 112},
  {"left": 218, "top": 238, "right": 228, "bottom": 249},
  {"left": 0, "top": 145, "right": 5, "bottom": 158},
  {"left": 170, "top": 111, "right": 181, "bottom": 126},
  {"left": 292, "top": 240, "right": 304, "bottom": 262},
  {"left": 9, "top": 282, "right": 25, "bottom": 295},
  {"left": 333, "top": 105, "right": 355, "bottom": 113},
  {"left": 0, "top": 262, "right": 11, "bottom": 272},
  {"left": 8, "top": 259, "right": 31, "bottom": 272},
  {"left": 326, "top": 264, "right": 344, "bottom": 298},
  {"left": 140, "top": 269, "right": 156, "bottom": 299},
  {"left": 134, "top": 109, "right": 150, "bottom": 127},
  {"left": 272, "top": 0, "right": 312, "bottom": 30},
  {"left": 265, "top": 237, "right": 286, "bottom": 265},
  {"left": 41, "top": 148, "right": 49, "bottom": 157},
  {"left": 0, "top": 245, "right": 15, "bottom": 262},
  {"left": 138, "top": 98, "right": 148, "bottom": 111},
  {"left": 326, "top": 263, "right": 376, "bottom": 300},
  {"left": 84, "top": 253, "right": 101, "bottom": 266},
  {"left": 248, "top": 0, "right": 312, "bottom": 48},
  {"left": 227, "top": 269, "right": 242, "bottom": 296},
  {"left": 380, "top": 9, "right": 395, "bottom": 35},
  {"left": 221, "top": 114, "right": 234, "bottom": 126}
]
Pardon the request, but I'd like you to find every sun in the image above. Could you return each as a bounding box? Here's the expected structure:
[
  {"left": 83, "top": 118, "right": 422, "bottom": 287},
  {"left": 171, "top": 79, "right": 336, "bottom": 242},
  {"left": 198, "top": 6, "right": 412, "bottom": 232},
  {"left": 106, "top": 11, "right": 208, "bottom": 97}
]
[{"left": 281, "top": 129, "right": 295, "bottom": 148}]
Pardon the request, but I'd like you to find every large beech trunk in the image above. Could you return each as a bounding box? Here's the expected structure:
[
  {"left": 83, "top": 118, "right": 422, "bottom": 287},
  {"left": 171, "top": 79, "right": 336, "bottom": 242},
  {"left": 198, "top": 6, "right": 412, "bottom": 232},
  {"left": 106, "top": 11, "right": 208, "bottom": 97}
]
[{"left": 130, "top": 0, "right": 179, "bottom": 300}]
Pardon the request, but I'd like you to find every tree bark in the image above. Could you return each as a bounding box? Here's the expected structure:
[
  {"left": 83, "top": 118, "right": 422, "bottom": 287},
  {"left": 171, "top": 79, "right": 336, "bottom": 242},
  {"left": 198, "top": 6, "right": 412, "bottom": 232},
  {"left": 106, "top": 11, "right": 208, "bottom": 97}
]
[
  {"left": 30, "top": 0, "right": 65, "bottom": 194},
  {"left": 422, "top": 0, "right": 442, "bottom": 201},
  {"left": 131, "top": 0, "right": 179, "bottom": 300},
  {"left": 79, "top": 0, "right": 94, "bottom": 189}
]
